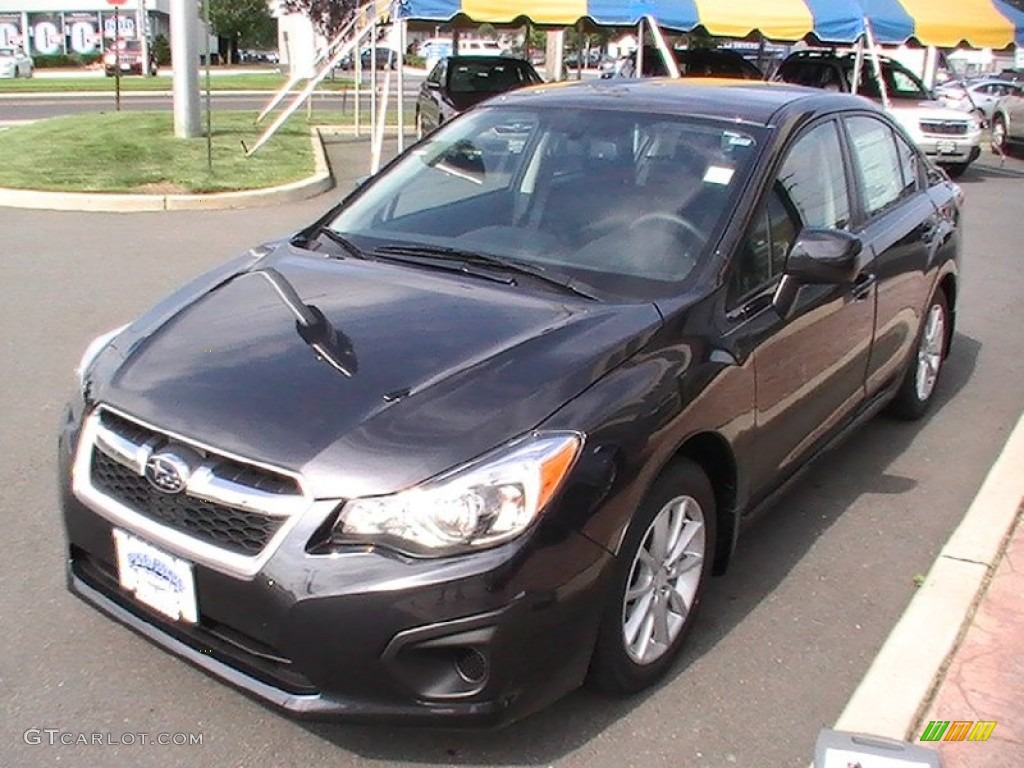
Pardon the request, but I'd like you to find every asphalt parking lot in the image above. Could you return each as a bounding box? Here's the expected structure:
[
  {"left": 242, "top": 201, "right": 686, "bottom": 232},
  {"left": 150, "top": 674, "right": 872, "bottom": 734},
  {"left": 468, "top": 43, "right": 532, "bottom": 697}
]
[{"left": 2, "top": 150, "right": 1024, "bottom": 768}]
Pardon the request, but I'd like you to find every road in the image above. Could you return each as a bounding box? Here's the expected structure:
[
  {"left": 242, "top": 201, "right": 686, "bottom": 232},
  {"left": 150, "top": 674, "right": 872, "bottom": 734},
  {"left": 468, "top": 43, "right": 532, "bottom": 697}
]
[{"left": 1, "top": 151, "right": 1023, "bottom": 768}]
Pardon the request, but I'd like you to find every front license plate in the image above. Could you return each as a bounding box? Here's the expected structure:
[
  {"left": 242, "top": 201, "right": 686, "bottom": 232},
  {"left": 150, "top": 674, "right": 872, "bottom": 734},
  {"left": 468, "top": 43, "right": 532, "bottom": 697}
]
[
  {"left": 937, "top": 140, "right": 958, "bottom": 154},
  {"left": 112, "top": 530, "right": 198, "bottom": 624}
]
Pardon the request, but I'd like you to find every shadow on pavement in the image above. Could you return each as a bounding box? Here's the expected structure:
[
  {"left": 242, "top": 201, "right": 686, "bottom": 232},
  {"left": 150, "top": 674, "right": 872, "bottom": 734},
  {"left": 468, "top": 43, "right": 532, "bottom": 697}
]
[{"left": 298, "top": 332, "right": 982, "bottom": 765}]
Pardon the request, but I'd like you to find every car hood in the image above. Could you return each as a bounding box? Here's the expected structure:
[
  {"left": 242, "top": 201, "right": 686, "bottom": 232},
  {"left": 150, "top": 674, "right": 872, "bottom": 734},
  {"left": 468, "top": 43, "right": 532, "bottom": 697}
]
[
  {"left": 92, "top": 243, "right": 662, "bottom": 499},
  {"left": 888, "top": 99, "right": 972, "bottom": 122}
]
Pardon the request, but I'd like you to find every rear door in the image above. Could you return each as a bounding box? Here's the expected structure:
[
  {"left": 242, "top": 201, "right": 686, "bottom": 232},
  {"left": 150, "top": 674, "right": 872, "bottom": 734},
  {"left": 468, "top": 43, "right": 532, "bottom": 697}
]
[{"left": 842, "top": 114, "right": 940, "bottom": 396}]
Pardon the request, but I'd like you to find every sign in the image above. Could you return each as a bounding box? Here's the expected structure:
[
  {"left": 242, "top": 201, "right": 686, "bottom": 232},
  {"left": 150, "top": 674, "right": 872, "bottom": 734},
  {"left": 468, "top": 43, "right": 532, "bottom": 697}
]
[
  {"left": 0, "top": 14, "right": 22, "bottom": 49},
  {"left": 106, "top": 0, "right": 128, "bottom": 5},
  {"left": 101, "top": 12, "right": 135, "bottom": 40},
  {"left": 66, "top": 12, "right": 100, "bottom": 55},
  {"left": 29, "top": 13, "right": 63, "bottom": 56}
]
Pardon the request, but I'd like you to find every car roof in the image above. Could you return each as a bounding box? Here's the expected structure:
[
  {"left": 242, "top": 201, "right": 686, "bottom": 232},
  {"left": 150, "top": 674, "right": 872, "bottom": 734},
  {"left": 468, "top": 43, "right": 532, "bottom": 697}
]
[
  {"left": 494, "top": 78, "right": 872, "bottom": 126},
  {"left": 444, "top": 55, "right": 526, "bottom": 65}
]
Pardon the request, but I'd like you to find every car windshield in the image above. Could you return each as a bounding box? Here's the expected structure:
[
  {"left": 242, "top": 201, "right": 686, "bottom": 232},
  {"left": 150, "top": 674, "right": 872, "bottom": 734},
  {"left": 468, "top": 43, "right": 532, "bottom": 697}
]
[
  {"left": 447, "top": 61, "right": 538, "bottom": 93},
  {"left": 326, "top": 106, "right": 761, "bottom": 299}
]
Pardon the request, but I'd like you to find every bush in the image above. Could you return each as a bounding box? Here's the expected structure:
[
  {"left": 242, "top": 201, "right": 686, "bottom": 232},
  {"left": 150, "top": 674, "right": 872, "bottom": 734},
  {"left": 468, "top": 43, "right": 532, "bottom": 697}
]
[
  {"left": 32, "top": 53, "right": 101, "bottom": 69},
  {"left": 153, "top": 34, "right": 171, "bottom": 66},
  {"left": 404, "top": 53, "right": 425, "bottom": 68}
]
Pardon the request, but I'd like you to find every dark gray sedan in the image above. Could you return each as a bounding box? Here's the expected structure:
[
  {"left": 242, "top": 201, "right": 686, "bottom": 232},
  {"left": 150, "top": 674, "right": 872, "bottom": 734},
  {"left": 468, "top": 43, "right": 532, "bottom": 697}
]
[{"left": 415, "top": 55, "right": 542, "bottom": 137}]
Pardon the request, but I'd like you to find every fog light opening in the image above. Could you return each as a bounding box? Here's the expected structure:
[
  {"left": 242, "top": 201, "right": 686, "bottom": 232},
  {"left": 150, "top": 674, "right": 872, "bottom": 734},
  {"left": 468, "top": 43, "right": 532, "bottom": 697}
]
[{"left": 453, "top": 648, "right": 489, "bottom": 685}]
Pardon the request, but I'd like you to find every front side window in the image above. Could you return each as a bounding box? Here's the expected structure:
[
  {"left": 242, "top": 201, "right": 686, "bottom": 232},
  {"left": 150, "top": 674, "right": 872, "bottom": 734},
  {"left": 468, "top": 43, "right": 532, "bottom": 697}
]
[
  {"left": 730, "top": 120, "right": 849, "bottom": 300},
  {"left": 328, "top": 107, "right": 762, "bottom": 299},
  {"left": 846, "top": 116, "right": 904, "bottom": 217}
]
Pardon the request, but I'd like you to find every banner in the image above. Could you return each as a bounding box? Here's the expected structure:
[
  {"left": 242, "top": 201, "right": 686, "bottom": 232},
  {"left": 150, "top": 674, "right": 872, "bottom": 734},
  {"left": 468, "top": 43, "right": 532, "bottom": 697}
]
[
  {"left": 29, "top": 12, "right": 63, "bottom": 56},
  {"left": 66, "top": 12, "right": 100, "bottom": 55},
  {"left": 0, "top": 13, "right": 22, "bottom": 49}
]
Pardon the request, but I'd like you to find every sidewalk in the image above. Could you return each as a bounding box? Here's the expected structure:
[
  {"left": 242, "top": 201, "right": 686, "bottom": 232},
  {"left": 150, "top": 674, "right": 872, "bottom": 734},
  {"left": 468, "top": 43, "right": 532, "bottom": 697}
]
[{"left": 921, "top": 505, "right": 1023, "bottom": 766}]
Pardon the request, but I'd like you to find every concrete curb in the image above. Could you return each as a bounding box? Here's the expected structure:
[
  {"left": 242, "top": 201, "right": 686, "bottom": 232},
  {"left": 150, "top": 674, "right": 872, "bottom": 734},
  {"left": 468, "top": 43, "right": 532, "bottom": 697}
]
[
  {"left": 820, "top": 411, "right": 1024, "bottom": 754},
  {"left": 0, "top": 128, "right": 333, "bottom": 212}
]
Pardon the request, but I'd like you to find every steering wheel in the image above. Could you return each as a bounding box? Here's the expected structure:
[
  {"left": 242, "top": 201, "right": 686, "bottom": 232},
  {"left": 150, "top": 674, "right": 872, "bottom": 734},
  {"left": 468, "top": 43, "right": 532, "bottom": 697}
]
[{"left": 629, "top": 212, "right": 707, "bottom": 244}]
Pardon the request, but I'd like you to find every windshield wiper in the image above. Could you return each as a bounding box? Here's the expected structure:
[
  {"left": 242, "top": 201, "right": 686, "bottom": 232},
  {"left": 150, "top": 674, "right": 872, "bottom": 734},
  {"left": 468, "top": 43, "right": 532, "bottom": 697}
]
[
  {"left": 314, "top": 228, "right": 367, "bottom": 260},
  {"left": 373, "top": 244, "right": 597, "bottom": 300}
]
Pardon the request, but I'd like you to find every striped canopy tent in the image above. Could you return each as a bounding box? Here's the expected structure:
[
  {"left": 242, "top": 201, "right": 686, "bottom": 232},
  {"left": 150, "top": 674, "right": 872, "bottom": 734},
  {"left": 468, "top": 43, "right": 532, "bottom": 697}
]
[
  {"left": 859, "top": 0, "right": 1024, "bottom": 48},
  {"left": 396, "top": 0, "right": 1024, "bottom": 48}
]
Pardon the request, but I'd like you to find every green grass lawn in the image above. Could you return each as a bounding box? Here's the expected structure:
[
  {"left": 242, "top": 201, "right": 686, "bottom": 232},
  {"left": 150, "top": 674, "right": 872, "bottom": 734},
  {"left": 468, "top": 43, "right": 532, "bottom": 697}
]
[
  {"left": 0, "top": 72, "right": 353, "bottom": 93},
  {"left": 0, "top": 111, "right": 316, "bottom": 194}
]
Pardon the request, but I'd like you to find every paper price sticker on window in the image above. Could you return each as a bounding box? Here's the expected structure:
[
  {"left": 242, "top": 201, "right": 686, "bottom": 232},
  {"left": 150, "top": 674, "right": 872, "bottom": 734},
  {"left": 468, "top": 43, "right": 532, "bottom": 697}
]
[{"left": 704, "top": 166, "right": 735, "bottom": 185}]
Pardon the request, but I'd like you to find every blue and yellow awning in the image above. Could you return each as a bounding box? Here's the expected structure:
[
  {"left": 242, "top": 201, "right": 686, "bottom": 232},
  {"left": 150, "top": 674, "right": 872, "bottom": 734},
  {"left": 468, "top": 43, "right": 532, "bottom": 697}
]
[{"left": 397, "top": 0, "right": 1024, "bottom": 47}]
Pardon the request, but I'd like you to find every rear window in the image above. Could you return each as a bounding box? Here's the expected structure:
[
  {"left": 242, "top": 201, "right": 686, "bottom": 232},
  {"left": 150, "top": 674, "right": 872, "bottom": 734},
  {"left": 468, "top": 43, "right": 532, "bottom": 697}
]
[{"left": 448, "top": 61, "right": 536, "bottom": 94}]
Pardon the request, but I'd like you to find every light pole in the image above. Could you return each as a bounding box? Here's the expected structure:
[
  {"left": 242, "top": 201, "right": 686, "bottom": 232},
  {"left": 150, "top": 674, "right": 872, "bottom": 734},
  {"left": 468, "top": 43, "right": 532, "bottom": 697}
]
[{"left": 170, "top": 0, "right": 200, "bottom": 137}]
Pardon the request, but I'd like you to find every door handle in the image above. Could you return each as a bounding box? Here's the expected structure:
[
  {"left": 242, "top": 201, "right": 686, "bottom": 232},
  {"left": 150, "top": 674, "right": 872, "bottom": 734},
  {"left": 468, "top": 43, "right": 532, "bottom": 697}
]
[{"left": 851, "top": 271, "right": 876, "bottom": 301}]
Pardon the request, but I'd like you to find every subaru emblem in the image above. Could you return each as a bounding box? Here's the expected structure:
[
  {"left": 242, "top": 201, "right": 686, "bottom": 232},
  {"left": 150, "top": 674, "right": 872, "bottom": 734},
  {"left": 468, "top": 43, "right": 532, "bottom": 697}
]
[{"left": 144, "top": 451, "right": 191, "bottom": 494}]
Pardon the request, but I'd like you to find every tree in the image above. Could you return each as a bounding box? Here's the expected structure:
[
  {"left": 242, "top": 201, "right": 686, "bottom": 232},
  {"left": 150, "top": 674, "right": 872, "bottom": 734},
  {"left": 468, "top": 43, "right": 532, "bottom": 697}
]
[
  {"left": 208, "top": 0, "right": 277, "bottom": 64},
  {"left": 282, "top": 0, "right": 359, "bottom": 40}
]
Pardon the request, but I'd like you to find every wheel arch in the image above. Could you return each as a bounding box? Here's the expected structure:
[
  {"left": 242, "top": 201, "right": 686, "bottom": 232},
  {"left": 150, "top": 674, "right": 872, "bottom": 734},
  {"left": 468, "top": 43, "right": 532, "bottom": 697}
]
[
  {"left": 670, "top": 431, "right": 738, "bottom": 576},
  {"left": 937, "top": 272, "right": 957, "bottom": 355}
]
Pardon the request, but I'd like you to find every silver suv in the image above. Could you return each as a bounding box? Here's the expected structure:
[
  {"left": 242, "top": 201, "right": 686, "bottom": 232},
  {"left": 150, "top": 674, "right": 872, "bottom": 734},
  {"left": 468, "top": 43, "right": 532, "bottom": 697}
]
[
  {"left": 774, "top": 50, "right": 982, "bottom": 177},
  {"left": 991, "top": 81, "right": 1024, "bottom": 155}
]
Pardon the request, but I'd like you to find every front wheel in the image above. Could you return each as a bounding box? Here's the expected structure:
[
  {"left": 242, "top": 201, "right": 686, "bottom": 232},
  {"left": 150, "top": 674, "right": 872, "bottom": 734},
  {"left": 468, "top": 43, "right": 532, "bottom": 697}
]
[
  {"left": 944, "top": 162, "right": 969, "bottom": 178},
  {"left": 887, "top": 290, "right": 950, "bottom": 421},
  {"left": 589, "top": 459, "right": 716, "bottom": 693}
]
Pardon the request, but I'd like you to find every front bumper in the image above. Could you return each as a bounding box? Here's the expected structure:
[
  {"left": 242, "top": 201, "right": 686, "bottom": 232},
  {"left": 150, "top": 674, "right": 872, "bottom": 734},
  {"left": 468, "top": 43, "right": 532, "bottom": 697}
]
[
  {"left": 918, "top": 134, "right": 982, "bottom": 165},
  {"left": 59, "top": 406, "right": 613, "bottom": 726}
]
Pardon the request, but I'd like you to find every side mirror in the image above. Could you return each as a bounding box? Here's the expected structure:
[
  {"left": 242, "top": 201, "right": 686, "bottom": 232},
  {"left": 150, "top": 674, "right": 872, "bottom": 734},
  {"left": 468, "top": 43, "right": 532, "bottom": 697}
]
[
  {"left": 772, "top": 229, "right": 862, "bottom": 319},
  {"left": 785, "top": 229, "right": 862, "bottom": 284}
]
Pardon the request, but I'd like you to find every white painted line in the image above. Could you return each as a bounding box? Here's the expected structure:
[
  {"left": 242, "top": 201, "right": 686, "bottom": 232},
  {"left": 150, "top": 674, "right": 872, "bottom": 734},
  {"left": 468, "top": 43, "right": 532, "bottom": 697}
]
[{"left": 815, "top": 410, "right": 1024, "bottom": 761}]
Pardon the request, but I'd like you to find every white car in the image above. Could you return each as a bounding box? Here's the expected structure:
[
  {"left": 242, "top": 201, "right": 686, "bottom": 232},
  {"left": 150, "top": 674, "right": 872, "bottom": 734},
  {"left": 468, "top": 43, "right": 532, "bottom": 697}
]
[
  {"left": 775, "top": 51, "right": 982, "bottom": 177},
  {"left": 0, "top": 46, "right": 33, "bottom": 78},
  {"left": 935, "top": 78, "right": 1018, "bottom": 123}
]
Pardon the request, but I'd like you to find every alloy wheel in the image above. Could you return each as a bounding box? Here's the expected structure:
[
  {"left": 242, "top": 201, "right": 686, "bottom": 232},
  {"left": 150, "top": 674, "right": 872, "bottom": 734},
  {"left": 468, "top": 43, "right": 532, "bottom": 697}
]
[
  {"left": 621, "top": 495, "right": 705, "bottom": 665},
  {"left": 915, "top": 303, "right": 945, "bottom": 402}
]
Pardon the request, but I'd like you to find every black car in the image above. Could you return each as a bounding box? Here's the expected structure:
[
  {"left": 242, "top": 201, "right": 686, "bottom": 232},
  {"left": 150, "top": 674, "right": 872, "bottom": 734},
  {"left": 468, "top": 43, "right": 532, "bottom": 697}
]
[
  {"left": 60, "top": 81, "right": 961, "bottom": 727},
  {"left": 415, "top": 55, "right": 542, "bottom": 136}
]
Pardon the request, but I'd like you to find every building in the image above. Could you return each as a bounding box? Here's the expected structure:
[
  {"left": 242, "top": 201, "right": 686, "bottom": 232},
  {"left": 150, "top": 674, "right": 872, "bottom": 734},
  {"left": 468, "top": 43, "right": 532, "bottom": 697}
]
[{"left": 0, "top": 0, "right": 173, "bottom": 57}]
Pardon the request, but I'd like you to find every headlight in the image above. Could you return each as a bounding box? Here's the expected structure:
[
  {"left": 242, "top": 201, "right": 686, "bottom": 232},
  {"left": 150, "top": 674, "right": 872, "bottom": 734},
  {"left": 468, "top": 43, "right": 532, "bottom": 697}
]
[
  {"left": 334, "top": 432, "right": 582, "bottom": 557},
  {"left": 76, "top": 324, "right": 128, "bottom": 390}
]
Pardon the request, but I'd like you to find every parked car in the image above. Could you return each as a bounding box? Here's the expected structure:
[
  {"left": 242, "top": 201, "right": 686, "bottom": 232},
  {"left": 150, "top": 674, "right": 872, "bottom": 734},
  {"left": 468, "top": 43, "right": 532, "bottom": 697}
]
[
  {"left": 61, "top": 80, "right": 961, "bottom": 727},
  {"left": 338, "top": 46, "right": 397, "bottom": 71},
  {"left": 103, "top": 39, "right": 158, "bottom": 77},
  {"left": 415, "top": 55, "right": 542, "bottom": 136},
  {"left": 991, "top": 81, "right": 1024, "bottom": 154},
  {"left": 606, "top": 46, "right": 763, "bottom": 80},
  {"left": 935, "top": 77, "right": 1017, "bottom": 123},
  {"left": 0, "top": 46, "right": 32, "bottom": 78},
  {"left": 774, "top": 50, "right": 982, "bottom": 176}
]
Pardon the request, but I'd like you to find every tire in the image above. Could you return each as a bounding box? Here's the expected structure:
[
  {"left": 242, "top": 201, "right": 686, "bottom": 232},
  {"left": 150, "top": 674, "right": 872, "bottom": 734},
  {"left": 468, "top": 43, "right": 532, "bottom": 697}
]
[
  {"left": 887, "top": 290, "right": 950, "bottom": 421},
  {"left": 589, "top": 459, "right": 716, "bottom": 694},
  {"left": 944, "top": 162, "right": 969, "bottom": 178},
  {"left": 991, "top": 115, "right": 1007, "bottom": 154}
]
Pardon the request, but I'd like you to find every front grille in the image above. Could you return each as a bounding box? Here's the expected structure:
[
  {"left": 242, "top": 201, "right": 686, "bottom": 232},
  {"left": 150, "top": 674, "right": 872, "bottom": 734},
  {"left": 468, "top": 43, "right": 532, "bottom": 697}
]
[
  {"left": 919, "top": 120, "right": 969, "bottom": 136},
  {"left": 81, "top": 407, "right": 308, "bottom": 563},
  {"left": 91, "top": 451, "right": 283, "bottom": 556}
]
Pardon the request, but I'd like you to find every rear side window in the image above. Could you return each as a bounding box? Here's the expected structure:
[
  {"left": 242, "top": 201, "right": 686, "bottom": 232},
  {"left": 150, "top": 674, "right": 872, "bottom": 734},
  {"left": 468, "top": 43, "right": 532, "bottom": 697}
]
[
  {"left": 845, "top": 116, "right": 903, "bottom": 217},
  {"left": 894, "top": 133, "right": 922, "bottom": 197}
]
